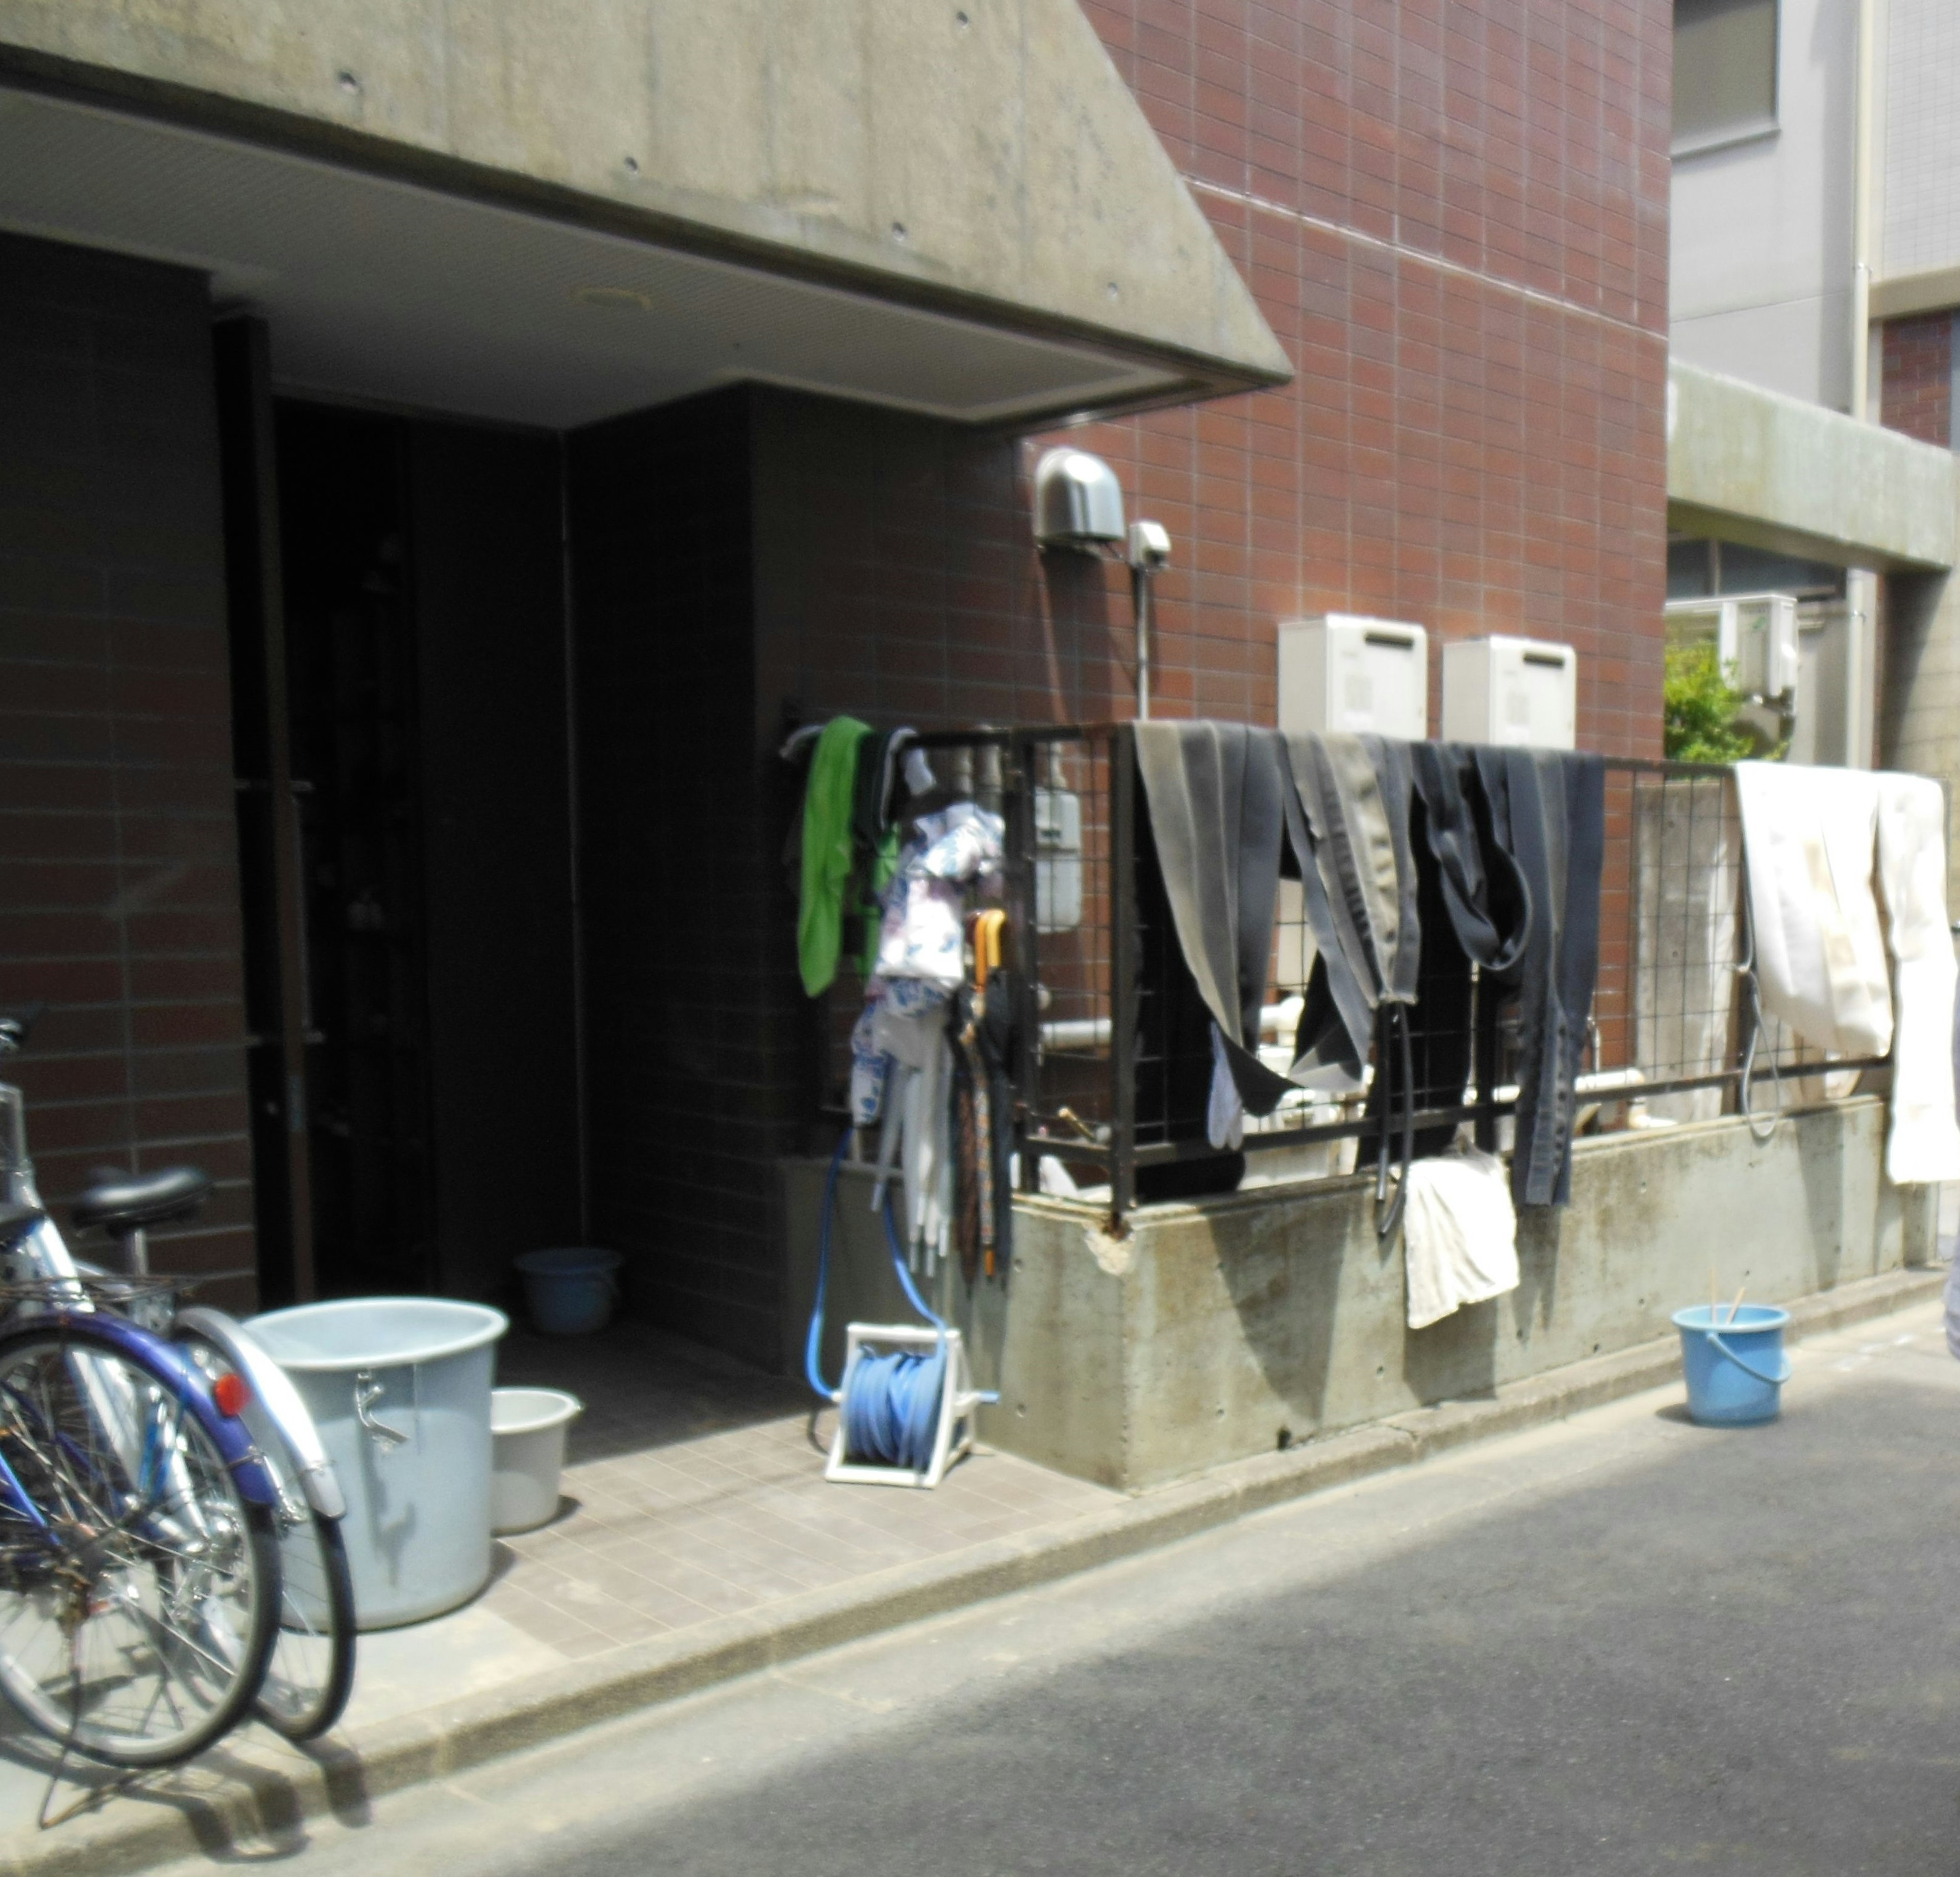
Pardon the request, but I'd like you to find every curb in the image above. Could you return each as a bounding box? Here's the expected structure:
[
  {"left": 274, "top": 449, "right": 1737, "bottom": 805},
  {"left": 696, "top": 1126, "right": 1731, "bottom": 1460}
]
[{"left": 11, "top": 1263, "right": 1943, "bottom": 1877}]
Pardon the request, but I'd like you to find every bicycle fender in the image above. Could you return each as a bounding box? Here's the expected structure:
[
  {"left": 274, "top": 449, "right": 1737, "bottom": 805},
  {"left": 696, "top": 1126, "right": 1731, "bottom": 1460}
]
[
  {"left": 176, "top": 1307, "right": 347, "bottom": 1519},
  {"left": 0, "top": 1311, "right": 281, "bottom": 1509}
]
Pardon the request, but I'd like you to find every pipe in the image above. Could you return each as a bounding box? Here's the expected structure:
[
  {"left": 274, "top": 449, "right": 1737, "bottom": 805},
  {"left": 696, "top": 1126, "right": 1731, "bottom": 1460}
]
[
  {"left": 1132, "top": 564, "right": 1153, "bottom": 720},
  {"left": 1850, "top": 0, "right": 1877, "bottom": 420}
]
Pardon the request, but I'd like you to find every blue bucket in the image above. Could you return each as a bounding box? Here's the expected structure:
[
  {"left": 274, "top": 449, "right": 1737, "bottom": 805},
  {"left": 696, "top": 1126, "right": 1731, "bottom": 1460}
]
[
  {"left": 1672, "top": 1303, "right": 1792, "bottom": 1426},
  {"left": 514, "top": 1247, "right": 621, "bottom": 1337}
]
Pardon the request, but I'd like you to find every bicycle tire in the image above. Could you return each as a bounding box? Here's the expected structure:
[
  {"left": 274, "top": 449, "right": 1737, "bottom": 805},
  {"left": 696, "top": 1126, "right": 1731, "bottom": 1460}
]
[
  {"left": 0, "top": 1319, "right": 280, "bottom": 1767},
  {"left": 179, "top": 1330, "right": 356, "bottom": 1740}
]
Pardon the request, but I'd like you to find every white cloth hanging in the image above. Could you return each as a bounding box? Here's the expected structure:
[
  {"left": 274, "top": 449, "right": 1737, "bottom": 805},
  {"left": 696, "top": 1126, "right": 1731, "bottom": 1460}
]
[
  {"left": 1403, "top": 1148, "right": 1518, "bottom": 1330},
  {"left": 1734, "top": 763, "right": 1891, "bottom": 1057},
  {"left": 1736, "top": 762, "right": 1960, "bottom": 1183},
  {"left": 1874, "top": 773, "right": 1960, "bottom": 1182}
]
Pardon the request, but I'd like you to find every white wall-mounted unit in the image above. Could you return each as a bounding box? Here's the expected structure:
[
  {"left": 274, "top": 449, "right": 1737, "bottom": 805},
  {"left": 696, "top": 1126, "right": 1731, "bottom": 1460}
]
[
  {"left": 1663, "top": 592, "right": 1801, "bottom": 703},
  {"left": 1441, "top": 636, "right": 1578, "bottom": 749},
  {"left": 1277, "top": 616, "right": 1429, "bottom": 739}
]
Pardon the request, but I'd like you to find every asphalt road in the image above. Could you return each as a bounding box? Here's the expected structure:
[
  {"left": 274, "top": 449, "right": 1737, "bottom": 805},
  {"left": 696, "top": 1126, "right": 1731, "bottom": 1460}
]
[{"left": 164, "top": 1302, "right": 1960, "bottom": 1877}]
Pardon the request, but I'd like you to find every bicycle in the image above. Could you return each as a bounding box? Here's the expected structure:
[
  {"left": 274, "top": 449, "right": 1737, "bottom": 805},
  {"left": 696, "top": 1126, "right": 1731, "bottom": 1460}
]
[{"left": 0, "top": 1006, "right": 355, "bottom": 1758}]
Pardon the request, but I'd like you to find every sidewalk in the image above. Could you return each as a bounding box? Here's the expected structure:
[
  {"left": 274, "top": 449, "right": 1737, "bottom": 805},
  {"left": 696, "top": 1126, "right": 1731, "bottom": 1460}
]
[{"left": 0, "top": 1264, "right": 1944, "bottom": 1877}]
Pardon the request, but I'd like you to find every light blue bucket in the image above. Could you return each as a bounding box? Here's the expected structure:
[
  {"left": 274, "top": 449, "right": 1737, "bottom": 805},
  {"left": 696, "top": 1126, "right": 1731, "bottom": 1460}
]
[
  {"left": 514, "top": 1247, "right": 621, "bottom": 1336},
  {"left": 1672, "top": 1303, "right": 1792, "bottom": 1426}
]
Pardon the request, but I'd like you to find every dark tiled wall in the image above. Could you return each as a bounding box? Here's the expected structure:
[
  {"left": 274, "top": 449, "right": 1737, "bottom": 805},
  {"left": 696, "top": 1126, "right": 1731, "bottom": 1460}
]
[
  {"left": 0, "top": 234, "right": 255, "bottom": 1301},
  {"left": 1881, "top": 313, "right": 1953, "bottom": 449},
  {"left": 568, "top": 387, "right": 792, "bottom": 1367}
]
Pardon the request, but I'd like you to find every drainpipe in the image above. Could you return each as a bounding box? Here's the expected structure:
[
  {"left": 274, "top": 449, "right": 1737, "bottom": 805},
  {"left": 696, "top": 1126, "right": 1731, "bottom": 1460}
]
[{"left": 1850, "top": 0, "right": 1877, "bottom": 421}]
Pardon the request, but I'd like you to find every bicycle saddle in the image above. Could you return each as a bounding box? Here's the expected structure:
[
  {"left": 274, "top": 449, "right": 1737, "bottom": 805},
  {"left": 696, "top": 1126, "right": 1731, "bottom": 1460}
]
[{"left": 72, "top": 1166, "right": 211, "bottom": 1237}]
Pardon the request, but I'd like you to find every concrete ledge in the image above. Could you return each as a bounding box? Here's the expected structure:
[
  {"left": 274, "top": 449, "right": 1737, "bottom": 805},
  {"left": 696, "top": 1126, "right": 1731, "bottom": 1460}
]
[
  {"left": 14, "top": 1262, "right": 1942, "bottom": 1877},
  {"left": 1668, "top": 359, "right": 1956, "bottom": 570}
]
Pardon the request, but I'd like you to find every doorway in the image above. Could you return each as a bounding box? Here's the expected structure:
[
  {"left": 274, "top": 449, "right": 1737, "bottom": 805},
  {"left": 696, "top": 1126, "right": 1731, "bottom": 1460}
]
[
  {"left": 222, "top": 376, "right": 584, "bottom": 1304},
  {"left": 275, "top": 405, "right": 437, "bottom": 1296}
]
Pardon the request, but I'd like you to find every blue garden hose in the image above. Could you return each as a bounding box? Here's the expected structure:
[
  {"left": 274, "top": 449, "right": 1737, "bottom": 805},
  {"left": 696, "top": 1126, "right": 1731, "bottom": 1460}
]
[{"left": 805, "top": 1130, "right": 993, "bottom": 1473}]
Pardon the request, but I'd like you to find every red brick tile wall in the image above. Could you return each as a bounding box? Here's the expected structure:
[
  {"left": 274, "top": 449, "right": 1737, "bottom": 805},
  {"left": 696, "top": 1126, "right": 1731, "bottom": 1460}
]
[
  {"left": 761, "top": 0, "right": 1673, "bottom": 760},
  {"left": 0, "top": 234, "right": 256, "bottom": 1304},
  {"left": 1881, "top": 313, "right": 1953, "bottom": 448}
]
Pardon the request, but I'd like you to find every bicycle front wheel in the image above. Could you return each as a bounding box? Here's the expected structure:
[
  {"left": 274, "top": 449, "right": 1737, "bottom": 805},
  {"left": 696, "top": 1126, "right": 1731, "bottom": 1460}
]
[
  {"left": 0, "top": 1324, "right": 280, "bottom": 1767},
  {"left": 180, "top": 1331, "right": 356, "bottom": 1740}
]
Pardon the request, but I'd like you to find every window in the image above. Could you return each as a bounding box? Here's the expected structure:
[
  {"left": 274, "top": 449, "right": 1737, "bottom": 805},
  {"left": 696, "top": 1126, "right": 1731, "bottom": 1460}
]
[
  {"left": 1666, "top": 535, "right": 1845, "bottom": 602},
  {"left": 1673, "top": 0, "right": 1779, "bottom": 156}
]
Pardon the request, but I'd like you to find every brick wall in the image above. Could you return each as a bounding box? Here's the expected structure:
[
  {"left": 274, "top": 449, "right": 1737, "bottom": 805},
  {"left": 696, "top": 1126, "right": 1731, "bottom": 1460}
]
[
  {"left": 0, "top": 233, "right": 256, "bottom": 1303},
  {"left": 1881, "top": 312, "right": 1953, "bottom": 447},
  {"left": 754, "top": 1, "right": 1673, "bottom": 758}
]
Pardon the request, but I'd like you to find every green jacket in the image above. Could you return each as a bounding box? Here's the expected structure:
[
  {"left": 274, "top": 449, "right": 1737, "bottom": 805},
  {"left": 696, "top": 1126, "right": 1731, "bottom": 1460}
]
[{"left": 798, "top": 716, "right": 872, "bottom": 996}]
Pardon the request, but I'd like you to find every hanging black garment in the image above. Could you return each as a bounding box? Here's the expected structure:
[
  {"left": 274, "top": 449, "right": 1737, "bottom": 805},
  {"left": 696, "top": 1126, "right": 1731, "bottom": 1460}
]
[
  {"left": 1404, "top": 743, "right": 1534, "bottom": 1161},
  {"left": 1467, "top": 748, "right": 1606, "bottom": 1209}
]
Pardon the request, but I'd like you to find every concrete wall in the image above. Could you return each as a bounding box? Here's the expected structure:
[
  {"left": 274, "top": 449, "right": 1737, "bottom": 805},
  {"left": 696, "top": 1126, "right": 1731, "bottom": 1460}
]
[
  {"left": 0, "top": 0, "right": 1286, "bottom": 395},
  {"left": 785, "top": 1098, "right": 1933, "bottom": 1490},
  {"left": 1670, "top": 0, "right": 1856, "bottom": 409}
]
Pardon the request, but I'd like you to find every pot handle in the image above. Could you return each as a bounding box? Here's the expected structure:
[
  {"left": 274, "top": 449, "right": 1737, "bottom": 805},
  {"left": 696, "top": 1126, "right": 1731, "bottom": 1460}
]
[{"left": 354, "top": 1369, "right": 411, "bottom": 1450}]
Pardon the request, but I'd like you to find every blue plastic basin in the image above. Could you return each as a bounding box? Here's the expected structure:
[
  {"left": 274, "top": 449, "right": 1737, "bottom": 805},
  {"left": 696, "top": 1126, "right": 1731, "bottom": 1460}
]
[{"left": 514, "top": 1247, "right": 621, "bottom": 1337}]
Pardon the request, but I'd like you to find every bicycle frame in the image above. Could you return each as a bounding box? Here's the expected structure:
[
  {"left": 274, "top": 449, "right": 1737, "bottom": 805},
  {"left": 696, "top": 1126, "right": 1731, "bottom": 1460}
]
[{"left": 0, "top": 1079, "right": 277, "bottom": 1514}]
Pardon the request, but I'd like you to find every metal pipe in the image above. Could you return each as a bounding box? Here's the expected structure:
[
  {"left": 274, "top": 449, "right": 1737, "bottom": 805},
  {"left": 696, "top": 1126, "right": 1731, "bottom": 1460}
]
[
  {"left": 1132, "top": 564, "right": 1153, "bottom": 721},
  {"left": 1850, "top": 0, "right": 1877, "bottom": 420}
]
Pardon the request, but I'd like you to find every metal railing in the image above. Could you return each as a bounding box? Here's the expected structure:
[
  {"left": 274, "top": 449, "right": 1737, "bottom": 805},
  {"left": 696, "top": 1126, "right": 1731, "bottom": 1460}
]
[{"left": 821, "top": 726, "right": 1886, "bottom": 1228}]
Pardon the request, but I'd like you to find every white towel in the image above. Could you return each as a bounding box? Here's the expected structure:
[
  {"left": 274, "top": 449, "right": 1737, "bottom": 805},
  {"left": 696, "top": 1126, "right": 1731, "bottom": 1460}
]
[
  {"left": 1404, "top": 1148, "right": 1519, "bottom": 1330},
  {"left": 1875, "top": 774, "right": 1960, "bottom": 1183},
  {"left": 1736, "top": 762, "right": 1960, "bottom": 1184},
  {"left": 1734, "top": 763, "right": 1890, "bottom": 1057}
]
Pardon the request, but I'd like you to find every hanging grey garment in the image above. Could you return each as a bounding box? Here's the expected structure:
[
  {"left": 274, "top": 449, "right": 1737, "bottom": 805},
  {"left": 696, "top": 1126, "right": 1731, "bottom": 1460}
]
[
  {"left": 1132, "top": 722, "right": 1295, "bottom": 1113},
  {"left": 1277, "top": 734, "right": 1421, "bottom": 1068},
  {"left": 1472, "top": 748, "right": 1606, "bottom": 1209},
  {"left": 1284, "top": 734, "right": 1420, "bottom": 1008}
]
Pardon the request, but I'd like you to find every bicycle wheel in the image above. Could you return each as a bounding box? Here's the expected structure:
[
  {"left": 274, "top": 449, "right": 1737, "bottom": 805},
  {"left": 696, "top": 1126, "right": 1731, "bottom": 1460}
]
[
  {"left": 0, "top": 1322, "right": 279, "bottom": 1767},
  {"left": 180, "top": 1333, "right": 356, "bottom": 1740}
]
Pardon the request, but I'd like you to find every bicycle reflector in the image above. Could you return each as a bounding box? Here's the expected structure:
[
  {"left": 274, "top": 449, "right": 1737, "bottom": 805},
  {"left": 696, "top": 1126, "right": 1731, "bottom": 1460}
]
[{"left": 211, "top": 1371, "right": 251, "bottom": 1418}]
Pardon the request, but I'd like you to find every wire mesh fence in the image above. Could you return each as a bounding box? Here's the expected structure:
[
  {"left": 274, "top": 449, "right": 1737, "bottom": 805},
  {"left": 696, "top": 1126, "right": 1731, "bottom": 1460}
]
[{"left": 820, "top": 728, "right": 1886, "bottom": 1224}]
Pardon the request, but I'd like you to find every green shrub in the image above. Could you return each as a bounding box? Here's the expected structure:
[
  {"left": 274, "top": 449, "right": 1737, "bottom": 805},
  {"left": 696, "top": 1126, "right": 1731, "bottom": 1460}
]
[{"left": 1663, "top": 642, "right": 1767, "bottom": 762}]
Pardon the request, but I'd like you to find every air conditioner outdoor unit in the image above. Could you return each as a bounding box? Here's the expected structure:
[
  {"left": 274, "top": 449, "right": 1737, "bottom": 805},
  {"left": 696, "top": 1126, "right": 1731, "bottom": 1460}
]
[
  {"left": 1441, "top": 636, "right": 1577, "bottom": 749},
  {"left": 1277, "top": 615, "right": 1428, "bottom": 739},
  {"left": 1663, "top": 593, "right": 1800, "bottom": 704}
]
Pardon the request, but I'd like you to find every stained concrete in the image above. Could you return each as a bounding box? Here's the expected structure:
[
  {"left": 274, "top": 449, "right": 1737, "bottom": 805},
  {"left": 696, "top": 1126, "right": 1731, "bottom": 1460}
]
[
  {"left": 1667, "top": 358, "right": 1956, "bottom": 569},
  {"left": 0, "top": 0, "right": 1290, "bottom": 397},
  {"left": 784, "top": 1095, "right": 1937, "bottom": 1490}
]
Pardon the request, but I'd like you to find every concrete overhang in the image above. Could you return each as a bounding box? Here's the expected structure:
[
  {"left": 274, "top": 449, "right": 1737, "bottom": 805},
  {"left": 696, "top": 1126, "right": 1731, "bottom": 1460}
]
[
  {"left": 1872, "top": 266, "right": 1960, "bottom": 323},
  {"left": 0, "top": 2, "right": 1292, "bottom": 430},
  {"left": 1667, "top": 360, "right": 1957, "bottom": 572}
]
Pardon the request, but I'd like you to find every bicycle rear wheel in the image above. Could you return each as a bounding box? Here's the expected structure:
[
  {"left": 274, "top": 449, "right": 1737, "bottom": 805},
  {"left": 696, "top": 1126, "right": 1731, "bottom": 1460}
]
[
  {"left": 180, "top": 1333, "right": 356, "bottom": 1740},
  {"left": 0, "top": 1323, "right": 279, "bottom": 1766}
]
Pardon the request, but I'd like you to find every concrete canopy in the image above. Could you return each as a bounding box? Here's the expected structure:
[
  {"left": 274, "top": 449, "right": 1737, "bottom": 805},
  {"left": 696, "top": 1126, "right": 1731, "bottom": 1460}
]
[{"left": 0, "top": 1, "right": 1292, "bottom": 429}]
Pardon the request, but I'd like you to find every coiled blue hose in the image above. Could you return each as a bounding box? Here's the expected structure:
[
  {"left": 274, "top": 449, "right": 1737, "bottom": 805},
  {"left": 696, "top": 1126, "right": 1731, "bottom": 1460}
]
[{"left": 804, "top": 1130, "right": 952, "bottom": 1473}]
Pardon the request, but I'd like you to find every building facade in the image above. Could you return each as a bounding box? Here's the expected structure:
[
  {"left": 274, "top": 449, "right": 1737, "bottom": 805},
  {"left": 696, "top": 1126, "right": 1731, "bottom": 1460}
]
[{"left": 0, "top": 1, "right": 1673, "bottom": 1364}]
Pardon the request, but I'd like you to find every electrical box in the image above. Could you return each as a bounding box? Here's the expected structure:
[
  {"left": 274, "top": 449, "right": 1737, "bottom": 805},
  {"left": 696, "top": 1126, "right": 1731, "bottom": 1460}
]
[
  {"left": 1277, "top": 616, "right": 1428, "bottom": 739},
  {"left": 1663, "top": 593, "right": 1800, "bottom": 703},
  {"left": 1033, "top": 787, "right": 1083, "bottom": 932},
  {"left": 1441, "top": 636, "right": 1578, "bottom": 749}
]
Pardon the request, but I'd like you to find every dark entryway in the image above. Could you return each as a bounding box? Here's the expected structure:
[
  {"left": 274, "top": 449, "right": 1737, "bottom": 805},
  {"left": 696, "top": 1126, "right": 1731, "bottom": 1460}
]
[{"left": 218, "top": 341, "right": 584, "bottom": 1305}]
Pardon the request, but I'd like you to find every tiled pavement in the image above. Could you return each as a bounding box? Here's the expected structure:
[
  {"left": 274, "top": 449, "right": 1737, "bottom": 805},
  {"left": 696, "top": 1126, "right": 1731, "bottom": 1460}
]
[{"left": 483, "top": 1319, "right": 1114, "bottom": 1661}]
